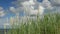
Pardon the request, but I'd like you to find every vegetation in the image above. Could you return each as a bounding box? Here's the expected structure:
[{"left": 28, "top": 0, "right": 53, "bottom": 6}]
[{"left": 7, "top": 13, "right": 60, "bottom": 34}]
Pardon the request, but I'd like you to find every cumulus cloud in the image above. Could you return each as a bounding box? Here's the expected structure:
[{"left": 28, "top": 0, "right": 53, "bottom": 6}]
[
  {"left": 10, "top": 7, "right": 24, "bottom": 14},
  {"left": 10, "top": 7, "right": 16, "bottom": 13},
  {"left": 11, "top": 0, "right": 60, "bottom": 16},
  {"left": 0, "top": 7, "right": 5, "bottom": 17},
  {"left": 12, "top": 0, "right": 60, "bottom": 8},
  {"left": 21, "top": 0, "right": 46, "bottom": 16},
  {"left": 12, "top": 0, "right": 29, "bottom": 7},
  {"left": 14, "top": 0, "right": 52, "bottom": 8}
]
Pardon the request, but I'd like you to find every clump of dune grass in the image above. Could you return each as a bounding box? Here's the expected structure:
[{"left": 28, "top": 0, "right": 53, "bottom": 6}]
[{"left": 7, "top": 13, "right": 60, "bottom": 34}]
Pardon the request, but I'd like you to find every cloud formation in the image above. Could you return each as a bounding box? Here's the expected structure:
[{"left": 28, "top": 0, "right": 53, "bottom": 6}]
[
  {"left": 0, "top": 7, "right": 5, "bottom": 17},
  {"left": 11, "top": 0, "right": 60, "bottom": 16},
  {"left": 12, "top": 0, "right": 60, "bottom": 7},
  {"left": 10, "top": 7, "right": 24, "bottom": 14},
  {"left": 11, "top": 0, "right": 46, "bottom": 16},
  {"left": 10, "top": 7, "right": 16, "bottom": 13}
]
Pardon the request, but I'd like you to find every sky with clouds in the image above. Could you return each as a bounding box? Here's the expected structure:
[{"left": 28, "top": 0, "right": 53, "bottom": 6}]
[
  {"left": 0, "top": 0, "right": 16, "bottom": 28},
  {"left": 0, "top": 0, "right": 60, "bottom": 28}
]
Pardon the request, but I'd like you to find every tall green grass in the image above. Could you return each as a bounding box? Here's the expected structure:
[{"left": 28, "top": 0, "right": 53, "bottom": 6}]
[{"left": 7, "top": 13, "right": 60, "bottom": 34}]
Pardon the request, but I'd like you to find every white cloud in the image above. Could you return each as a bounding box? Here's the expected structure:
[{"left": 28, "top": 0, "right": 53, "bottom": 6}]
[
  {"left": 10, "top": 7, "right": 16, "bottom": 13},
  {"left": 12, "top": 0, "right": 60, "bottom": 8},
  {"left": 11, "top": 0, "right": 60, "bottom": 17},
  {"left": 0, "top": 11, "right": 5, "bottom": 17},
  {"left": 21, "top": 0, "right": 45, "bottom": 16},
  {"left": 0, "top": 7, "right": 5, "bottom": 17},
  {"left": 10, "top": 7, "right": 24, "bottom": 14}
]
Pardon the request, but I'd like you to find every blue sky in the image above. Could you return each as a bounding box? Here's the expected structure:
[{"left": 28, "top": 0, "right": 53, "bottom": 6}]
[
  {"left": 0, "top": 0, "right": 16, "bottom": 18},
  {"left": 0, "top": 0, "right": 16, "bottom": 28},
  {"left": 0, "top": 0, "right": 16, "bottom": 9}
]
